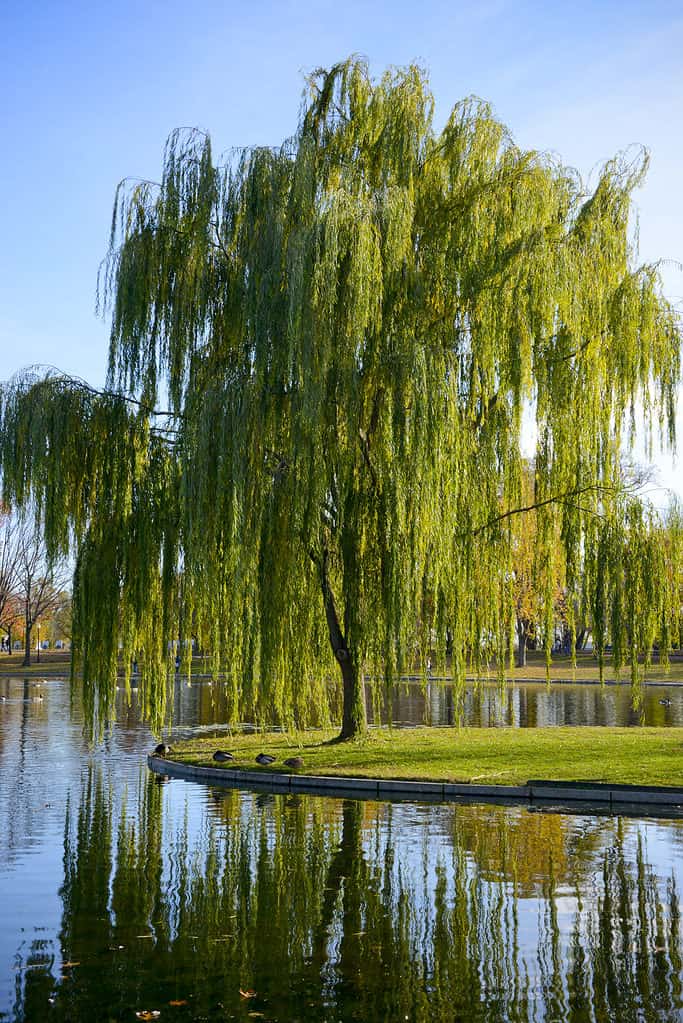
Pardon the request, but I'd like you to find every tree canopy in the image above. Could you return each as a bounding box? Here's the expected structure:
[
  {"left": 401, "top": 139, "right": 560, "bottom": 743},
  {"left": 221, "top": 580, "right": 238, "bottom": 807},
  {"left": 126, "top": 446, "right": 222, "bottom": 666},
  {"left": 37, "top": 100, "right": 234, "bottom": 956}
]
[{"left": 0, "top": 58, "right": 680, "bottom": 737}]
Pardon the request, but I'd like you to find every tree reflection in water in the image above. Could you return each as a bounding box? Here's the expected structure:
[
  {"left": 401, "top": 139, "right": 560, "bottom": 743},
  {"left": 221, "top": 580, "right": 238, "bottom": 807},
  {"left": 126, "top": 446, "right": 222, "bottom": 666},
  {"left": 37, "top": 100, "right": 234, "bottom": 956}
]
[{"left": 10, "top": 769, "right": 683, "bottom": 1022}]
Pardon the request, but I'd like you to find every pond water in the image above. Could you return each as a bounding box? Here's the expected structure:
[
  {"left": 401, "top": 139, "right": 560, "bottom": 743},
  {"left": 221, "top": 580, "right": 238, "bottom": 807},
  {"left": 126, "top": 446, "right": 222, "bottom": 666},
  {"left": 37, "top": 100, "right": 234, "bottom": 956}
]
[
  {"left": 2, "top": 675, "right": 683, "bottom": 1022},
  {"left": 371, "top": 677, "right": 683, "bottom": 728}
]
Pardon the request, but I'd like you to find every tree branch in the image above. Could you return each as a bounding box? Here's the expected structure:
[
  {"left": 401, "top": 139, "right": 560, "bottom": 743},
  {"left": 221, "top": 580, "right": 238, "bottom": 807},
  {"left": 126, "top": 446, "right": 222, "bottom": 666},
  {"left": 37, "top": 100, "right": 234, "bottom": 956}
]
[
  {"left": 23, "top": 367, "right": 183, "bottom": 421},
  {"left": 209, "top": 220, "right": 233, "bottom": 264},
  {"left": 465, "top": 483, "right": 627, "bottom": 538}
]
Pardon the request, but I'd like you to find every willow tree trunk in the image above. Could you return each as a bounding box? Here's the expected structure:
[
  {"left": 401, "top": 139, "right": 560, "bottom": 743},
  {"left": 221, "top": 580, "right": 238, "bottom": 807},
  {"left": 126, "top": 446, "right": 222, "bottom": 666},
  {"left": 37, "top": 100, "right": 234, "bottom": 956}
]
[
  {"left": 337, "top": 653, "right": 366, "bottom": 741},
  {"left": 318, "top": 549, "right": 367, "bottom": 740}
]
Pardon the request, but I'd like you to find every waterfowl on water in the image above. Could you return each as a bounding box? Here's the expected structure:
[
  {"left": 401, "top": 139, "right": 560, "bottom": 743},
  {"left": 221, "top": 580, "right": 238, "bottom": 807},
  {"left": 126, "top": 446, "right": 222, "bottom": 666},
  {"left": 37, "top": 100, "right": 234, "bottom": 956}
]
[
  {"left": 154, "top": 743, "right": 172, "bottom": 756},
  {"left": 283, "top": 757, "right": 304, "bottom": 770},
  {"left": 659, "top": 698, "right": 672, "bottom": 707},
  {"left": 255, "top": 753, "right": 276, "bottom": 766},
  {"left": 212, "top": 750, "right": 234, "bottom": 762}
]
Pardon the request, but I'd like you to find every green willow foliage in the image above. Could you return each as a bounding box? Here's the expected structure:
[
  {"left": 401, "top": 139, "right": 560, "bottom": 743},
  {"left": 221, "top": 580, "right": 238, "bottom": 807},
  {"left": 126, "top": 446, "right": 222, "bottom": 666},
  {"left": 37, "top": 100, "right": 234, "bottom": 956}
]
[{"left": 0, "top": 58, "right": 680, "bottom": 736}]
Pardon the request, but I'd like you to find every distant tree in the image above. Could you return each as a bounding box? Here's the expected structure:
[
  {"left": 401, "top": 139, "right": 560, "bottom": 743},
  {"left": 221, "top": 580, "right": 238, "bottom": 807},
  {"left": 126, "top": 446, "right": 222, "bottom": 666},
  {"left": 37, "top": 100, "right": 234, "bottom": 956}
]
[
  {"left": 588, "top": 496, "right": 683, "bottom": 685},
  {"left": 0, "top": 513, "right": 21, "bottom": 651},
  {"left": 508, "top": 465, "right": 550, "bottom": 668},
  {"left": 49, "top": 590, "right": 73, "bottom": 645},
  {"left": 510, "top": 509, "right": 540, "bottom": 669},
  {"left": 0, "top": 59, "right": 680, "bottom": 735},
  {"left": 510, "top": 464, "right": 662, "bottom": 669},
  {"left": 14, "top": 521, "right": 69, "bottom": 666},
  {"left": 661, "top": 501, "right": 683, "bottom": 652}
]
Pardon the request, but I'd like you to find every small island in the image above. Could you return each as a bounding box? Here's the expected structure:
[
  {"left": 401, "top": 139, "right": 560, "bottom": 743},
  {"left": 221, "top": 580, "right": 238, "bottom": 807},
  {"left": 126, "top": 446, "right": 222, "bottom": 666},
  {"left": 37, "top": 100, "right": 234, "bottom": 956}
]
[{"left": 157, "top": 725, "right": 683, "bottom": 794}]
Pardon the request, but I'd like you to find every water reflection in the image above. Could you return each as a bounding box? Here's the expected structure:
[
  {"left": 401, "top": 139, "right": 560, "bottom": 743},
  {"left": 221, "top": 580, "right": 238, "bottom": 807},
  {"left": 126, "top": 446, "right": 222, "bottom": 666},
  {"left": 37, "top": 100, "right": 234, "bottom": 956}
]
[
  {"left": 3, "top": 676, "right": 683, "bottom": 749},
  {"left": 368, "top": 679, "right": 683, "bottom": 729},
  {"left": 137, "top": 676, "right": 683, "bottom": 731},
  {"left": 3, "top": 676, "right": 683, "bottom": 1022},
  {"left": 7, "top": 766, "right": 683, "bottom": 1022}
]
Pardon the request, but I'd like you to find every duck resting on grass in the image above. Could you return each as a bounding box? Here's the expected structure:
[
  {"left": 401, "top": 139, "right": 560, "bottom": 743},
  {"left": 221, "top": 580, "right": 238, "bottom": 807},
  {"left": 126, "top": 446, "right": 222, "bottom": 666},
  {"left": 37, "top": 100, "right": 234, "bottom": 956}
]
[
  {"left": 212, "top": 750, "right": 234, "bottom": 762},
  {"left": 283, "top": 757, "right": 304, "bottom": 770},
  {"left": 255, "top": 753, "right": 276, "bottom": 766}
]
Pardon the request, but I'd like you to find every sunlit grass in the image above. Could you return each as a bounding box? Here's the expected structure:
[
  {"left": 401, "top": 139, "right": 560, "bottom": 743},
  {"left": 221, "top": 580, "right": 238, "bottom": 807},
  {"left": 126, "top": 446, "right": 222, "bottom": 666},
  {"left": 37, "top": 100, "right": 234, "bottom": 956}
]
[
  {"left": 171, "top": 726, "right": 683, "bottom": 788},
  {"left": 5, "top": 648, "right": 682, "bottom": 685},
  {"left": 184, "top": 649, "right": 683, "bottom": 683}
]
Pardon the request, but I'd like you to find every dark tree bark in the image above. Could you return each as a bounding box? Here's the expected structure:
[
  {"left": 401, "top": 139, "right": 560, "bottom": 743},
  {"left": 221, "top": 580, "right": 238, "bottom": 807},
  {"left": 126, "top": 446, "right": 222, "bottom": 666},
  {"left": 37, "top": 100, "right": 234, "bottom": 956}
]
[
  {"left": 22, "top": 612, "right": 32, "bottom": 667},
  {"left": 317, "top": 546, "right": 367, "bottom": 740}
]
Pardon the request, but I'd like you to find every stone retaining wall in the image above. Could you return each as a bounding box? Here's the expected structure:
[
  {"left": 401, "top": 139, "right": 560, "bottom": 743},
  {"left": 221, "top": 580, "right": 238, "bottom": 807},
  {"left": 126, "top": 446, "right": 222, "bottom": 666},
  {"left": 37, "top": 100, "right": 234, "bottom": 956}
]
[{"left": 147, "top": 755, "right": 683, "bottom": 809}]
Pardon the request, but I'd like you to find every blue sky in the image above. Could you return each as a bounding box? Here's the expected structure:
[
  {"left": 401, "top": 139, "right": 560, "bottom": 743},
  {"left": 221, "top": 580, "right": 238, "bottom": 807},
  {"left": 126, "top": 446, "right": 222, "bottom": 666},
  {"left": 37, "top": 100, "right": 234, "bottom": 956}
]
[{"left": 2, "top": 0, "right": 682, "bottom": 496}]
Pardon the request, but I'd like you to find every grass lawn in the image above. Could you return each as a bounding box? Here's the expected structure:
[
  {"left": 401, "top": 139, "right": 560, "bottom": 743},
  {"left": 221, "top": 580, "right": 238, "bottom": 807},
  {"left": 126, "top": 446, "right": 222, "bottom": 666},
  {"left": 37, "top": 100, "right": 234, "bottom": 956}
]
[
  {"left": 469, "top": 650, "right": 683, "bottom": 683},
  {"left": 3, "top": 649, "right": 682, "bottom": 684},
  {"left": 170, "top": 726, "right": 683, "bottom": 789},
  {"left": 0, "top": 650, "right": 71, "bottom": 676},
  {"left": 184, "top": 649, "right": 683, "bottom": 684}
]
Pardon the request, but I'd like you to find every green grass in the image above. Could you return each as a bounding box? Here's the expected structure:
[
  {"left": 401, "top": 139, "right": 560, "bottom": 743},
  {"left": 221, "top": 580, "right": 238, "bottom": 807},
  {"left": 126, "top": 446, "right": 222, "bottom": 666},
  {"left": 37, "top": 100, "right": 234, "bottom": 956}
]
[
  {"left": 470, "top": 650, "right": 683, "bottom": 683},
  {"left": 0, "top": 650, "right": 71, "bottom": 676},
  {"left": 170, "top": 726, "right": 683, "bottom": 789},
  {"left": 181, "top": 650, "right": 683, "bottom": 683},
  {"left": 4, "top": 648, "right": 682, "bottom": 684}
]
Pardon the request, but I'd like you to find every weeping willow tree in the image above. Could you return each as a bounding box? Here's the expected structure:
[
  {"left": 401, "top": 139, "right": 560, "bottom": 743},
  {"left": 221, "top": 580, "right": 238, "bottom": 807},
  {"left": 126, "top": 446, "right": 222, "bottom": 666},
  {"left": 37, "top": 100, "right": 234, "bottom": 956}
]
[{"left": 0, "top": 58, "right": 680, "bottom": 738}]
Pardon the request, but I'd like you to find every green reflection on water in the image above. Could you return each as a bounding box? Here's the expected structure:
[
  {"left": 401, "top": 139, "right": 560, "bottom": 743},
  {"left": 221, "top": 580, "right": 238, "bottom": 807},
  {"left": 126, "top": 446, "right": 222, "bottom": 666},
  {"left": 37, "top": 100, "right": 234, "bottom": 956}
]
[{"left": 10, "top": 770, "right": 683, "bottom": 1022}]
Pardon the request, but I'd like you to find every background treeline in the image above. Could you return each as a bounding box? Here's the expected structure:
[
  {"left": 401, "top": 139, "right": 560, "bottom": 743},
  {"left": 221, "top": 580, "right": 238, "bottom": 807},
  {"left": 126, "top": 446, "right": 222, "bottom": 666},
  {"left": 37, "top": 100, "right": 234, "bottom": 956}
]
[{"left": 0, "top": 510, "right": 71, "bottom": 664}]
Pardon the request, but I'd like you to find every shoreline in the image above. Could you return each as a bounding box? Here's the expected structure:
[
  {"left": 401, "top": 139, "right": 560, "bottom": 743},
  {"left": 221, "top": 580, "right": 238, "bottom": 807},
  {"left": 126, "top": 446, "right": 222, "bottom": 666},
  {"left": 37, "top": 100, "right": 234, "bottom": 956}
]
[
  {"left": 148, "top": 753, "right": 683, "bottom": 811},
  {"left": 3, "top": 668, "right": 683, "bottom": 687},
  {"left": 154, "top": 725, "right": 683, "bottom": 806}
]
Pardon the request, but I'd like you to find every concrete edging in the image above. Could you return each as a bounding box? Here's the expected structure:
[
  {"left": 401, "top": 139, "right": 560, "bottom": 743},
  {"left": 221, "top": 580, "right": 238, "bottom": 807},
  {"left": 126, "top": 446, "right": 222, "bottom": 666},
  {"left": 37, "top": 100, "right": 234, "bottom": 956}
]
[{"left": 147, "top": 755, "right": 683, "bottom": 809}]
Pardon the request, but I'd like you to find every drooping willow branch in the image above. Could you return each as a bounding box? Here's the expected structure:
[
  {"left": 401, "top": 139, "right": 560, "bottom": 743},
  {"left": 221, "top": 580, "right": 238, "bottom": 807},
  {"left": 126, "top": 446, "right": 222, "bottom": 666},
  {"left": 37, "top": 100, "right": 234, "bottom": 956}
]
[
  {"left": 21, "top": 366, "right": 183, "bottom": 422},
  {"left": 466, "top": 481, "right": 645, "bottom": 538}
]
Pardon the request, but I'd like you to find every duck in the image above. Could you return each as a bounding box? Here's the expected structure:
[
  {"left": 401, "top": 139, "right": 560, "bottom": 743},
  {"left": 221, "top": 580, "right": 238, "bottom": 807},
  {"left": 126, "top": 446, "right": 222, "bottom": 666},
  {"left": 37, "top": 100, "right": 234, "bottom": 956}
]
[
  {"left": 212, "top": 750, "right": 234, "bottom": 762},
  {"left": 255, "top": 753, "right": 276, "bottom": 766},
  {"left": 659, "top": 698, "right": 672, "bottom": 707},
  {"left": 153, "top": 742, "right": 173, "bottom": 756},
  {"left": 283, "top": 756, "right": 304, "bottom": 770}
]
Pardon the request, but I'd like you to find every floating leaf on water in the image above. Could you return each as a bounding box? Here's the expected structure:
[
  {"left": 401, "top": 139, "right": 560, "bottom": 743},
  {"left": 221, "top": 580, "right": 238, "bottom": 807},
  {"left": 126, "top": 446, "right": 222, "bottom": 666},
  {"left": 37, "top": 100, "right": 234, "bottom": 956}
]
[
  {"left": 62, "top": 961, "right": 80, "bottom": 967},
  {"left": 247, "top": 1014, "right": 264, "bottom": 1019},
  {"left": 135, "top": 1012, "right": 161, "bottom": 1020},
  {"left": 240, "top": 989, "right": 256, "bottom": 998},
  {"left": 169, "top": 1000, "right": 187, "bottom": 1006}
]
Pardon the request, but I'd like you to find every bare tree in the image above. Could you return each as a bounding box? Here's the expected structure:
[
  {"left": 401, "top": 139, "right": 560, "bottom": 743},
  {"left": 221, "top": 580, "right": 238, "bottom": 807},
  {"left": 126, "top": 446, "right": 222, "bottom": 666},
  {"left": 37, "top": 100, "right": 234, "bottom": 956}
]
[
  {"left": 0, "top": 514, "right": 22, "bottom": 652},
  {"left": 14, "top": 521, "right": 70, "bottom": 666}
]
